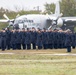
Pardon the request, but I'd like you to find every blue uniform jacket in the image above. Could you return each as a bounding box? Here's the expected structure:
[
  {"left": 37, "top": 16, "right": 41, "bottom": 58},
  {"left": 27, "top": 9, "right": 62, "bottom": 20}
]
[
  {"left": 36, "top": 32, "right": 42, "bottom": 46},
  {"left": 48, "top": 32, "right": 54, "bottom": 44},
  {"left": 65, "top": 33, "right": 72, "bottom": 46},
  {"left": 1, "top": 32, "right": 6, "bottom": 48},
  {"left": 31, "top": 31, "right": 37, "bottom": 44},
  {"left": 15, "top": 31, "right": 22, "bottom": 44},
  {"left": 24, "top": 31, "right": 31, "bottom": 44},
  {"left": 10, "top": 32, "right": 16, "bottom": 44}
]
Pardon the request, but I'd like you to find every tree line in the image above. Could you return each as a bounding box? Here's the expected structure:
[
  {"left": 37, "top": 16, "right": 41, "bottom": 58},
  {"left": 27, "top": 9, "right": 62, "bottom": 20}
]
[
  {"left": 44, "top": 0, "right": 76, "bottom": 17},
  {"left": 0, "top": 0, "right": 76, "bottom": 19}
]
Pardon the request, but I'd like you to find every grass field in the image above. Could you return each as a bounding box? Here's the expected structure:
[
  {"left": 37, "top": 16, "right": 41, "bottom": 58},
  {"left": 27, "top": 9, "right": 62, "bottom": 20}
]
[{"left": 0, "top": 49, "right": 76, "bottom": 75}]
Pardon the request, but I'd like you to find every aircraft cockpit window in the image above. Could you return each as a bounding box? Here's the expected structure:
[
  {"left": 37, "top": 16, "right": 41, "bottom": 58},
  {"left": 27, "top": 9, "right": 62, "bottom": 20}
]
[
  {"left": 31, "top": 20, "right": 33, "bottom": 23},
  {"left": 19, "top": 20, "right": 23, "bottom": 23},
  {"left": 23, "top": 20, "right": 33, "bottom": 23},
  {"left": 23, "top": 20, "right": 26, "bottom": 22},
  {"left": 29, "top": 20, "right": 32, "bottom": 22}
]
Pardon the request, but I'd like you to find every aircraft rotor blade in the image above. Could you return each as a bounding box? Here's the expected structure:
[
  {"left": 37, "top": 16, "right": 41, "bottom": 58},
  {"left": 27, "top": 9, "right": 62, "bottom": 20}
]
[
  {"left": 0, "top": 19, "right": 8, "bottom": 22},
  {"left": 3, "top": 14, "right": 10, "bottom": 20},
  {"left": 16, "top": 14, "right": 20, "bottom": 18}
]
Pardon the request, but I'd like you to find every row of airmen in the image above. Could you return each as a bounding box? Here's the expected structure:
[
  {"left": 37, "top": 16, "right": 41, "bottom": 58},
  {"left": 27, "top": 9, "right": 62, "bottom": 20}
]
[{"left": 0, "top": 27, "right": 75, "bottom": 52}]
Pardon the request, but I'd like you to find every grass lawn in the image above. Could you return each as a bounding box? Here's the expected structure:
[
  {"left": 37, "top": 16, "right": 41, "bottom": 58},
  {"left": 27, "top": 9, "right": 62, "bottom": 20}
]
[{"left": 0, "top": 49, "right": 76, "bottom": 75}]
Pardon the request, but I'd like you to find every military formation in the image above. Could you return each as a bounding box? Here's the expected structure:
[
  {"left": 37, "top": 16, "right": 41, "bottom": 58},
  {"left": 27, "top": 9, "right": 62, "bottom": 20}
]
[{"left": 0, "top": 27, "right": 76, "bottom": 52}]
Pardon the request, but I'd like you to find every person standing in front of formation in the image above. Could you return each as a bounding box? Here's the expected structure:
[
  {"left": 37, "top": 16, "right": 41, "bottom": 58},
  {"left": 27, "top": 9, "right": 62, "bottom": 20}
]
[{"left": 65, "top": 29, "right": 72, "bottom": 52}]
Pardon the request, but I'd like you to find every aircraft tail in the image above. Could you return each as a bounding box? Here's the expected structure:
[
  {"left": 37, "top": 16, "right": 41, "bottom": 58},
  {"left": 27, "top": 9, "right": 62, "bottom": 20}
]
[{"left": 54, "top": 1, "right": 60, "bottom": 16}]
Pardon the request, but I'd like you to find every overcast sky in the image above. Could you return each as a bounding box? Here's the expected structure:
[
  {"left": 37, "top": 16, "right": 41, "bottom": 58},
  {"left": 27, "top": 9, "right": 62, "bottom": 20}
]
[{"left": 0, "top": 0, "right": 60, "bottom": 11}]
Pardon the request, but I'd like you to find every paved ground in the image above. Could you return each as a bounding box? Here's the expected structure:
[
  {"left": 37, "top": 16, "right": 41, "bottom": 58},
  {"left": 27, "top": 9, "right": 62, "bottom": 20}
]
[
  {"left": 37, "top": 53, "right": 76, "bottom": 56},
  {"left": 0, "top": 53, "right": 14, "bottom": 55},
  {"left": 0, "top": 52, "right": 76, "bottom": 56},
  {"left": 0, "top": 59, "right": 76, "bottom": 63}
]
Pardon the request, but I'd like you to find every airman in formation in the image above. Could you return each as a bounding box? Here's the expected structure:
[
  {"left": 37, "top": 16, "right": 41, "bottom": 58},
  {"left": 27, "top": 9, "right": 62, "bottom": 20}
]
[{"left": 0, "top": 27, "right": 75, "bottom": 52}]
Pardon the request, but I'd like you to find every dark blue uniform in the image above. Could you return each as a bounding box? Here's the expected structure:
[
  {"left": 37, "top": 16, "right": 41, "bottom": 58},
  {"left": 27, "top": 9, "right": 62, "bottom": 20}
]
[
  {"left": 21, "top": 30, "right": 26, "bottom": 49},
  {"left": 1, "top": 31, "right": 6, "bottom": 51},
  {"left": 42, "top": 31, "right": 48, "bottom": 49},
  {"left": 65, "top": 32, "right": 72, "bottom": 52},
  {"left": 24, "top": 31, "right": 31, "bottom": 49},
  {"left": 48, "top": 31, "right": 54, "bottom": 49},
  {"left": 71, "top": 33, "right": 75, "bottom": 49},
  {"left": 15, "top": 30, "right": 22, "bottom": 49},
  {"left": 31, "top": 31, "right": 37, "bottom": 49},
  {"left": 53, "top": 32, "right": 58, "bottom": 49},
  {"left": 0, "top": 31, "right": 2, "bottom": 49},
  {"left": 75, "top": 33, "right": 76, "bottom": 48},
  {"left": 61, "top": 32, "right": 66, "bottom": 48},
  {"left": 10, "top": 31, "right": 16, "bottom": 50},
  {"left": 57, "top": 32, "right": 63, "bottom": 48},
  {"left": 36, "top": 31, "right": 42, "bottom": 49},
  {"left": 6, "top": 29, "right": 11, "bottom": 50}
]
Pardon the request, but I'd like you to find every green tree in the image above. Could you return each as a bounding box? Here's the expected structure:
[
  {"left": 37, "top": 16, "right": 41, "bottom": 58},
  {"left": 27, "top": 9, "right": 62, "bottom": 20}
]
[
  {"left": 60, "top": 0, "right": 76, "bottom": 16},
  {"left": 18, "top": 10, "right": 41, "bottom": 15},
  {"left": 44, "top": 0, "right": 76, "bottom": 16},
  {"left": 44, "top": 3, "right": 55, "bottom": 14}
]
